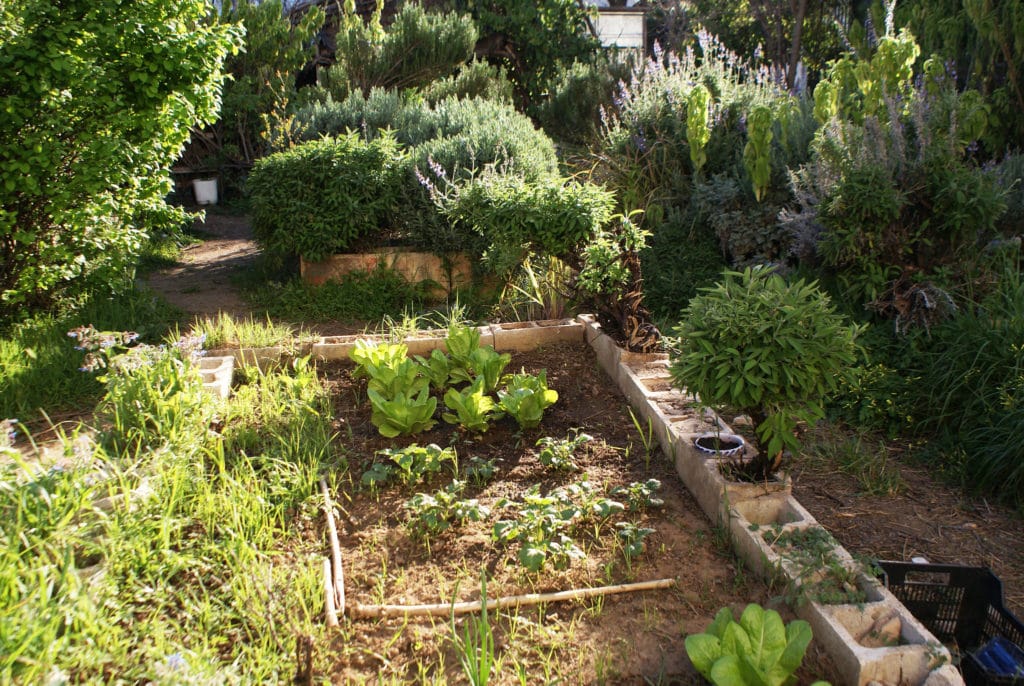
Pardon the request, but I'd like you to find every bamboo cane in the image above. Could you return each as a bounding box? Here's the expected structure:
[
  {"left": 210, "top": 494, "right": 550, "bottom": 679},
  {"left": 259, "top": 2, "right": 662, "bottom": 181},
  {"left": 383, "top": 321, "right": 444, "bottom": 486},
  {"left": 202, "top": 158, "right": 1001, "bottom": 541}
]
[
  {"left": 351, "top": 577, "right": 676, "bottom": 619},
  {"left": 323, "top": 558, "right": 339, "bottom": 627},
  {"left": 320, "top": 477, "right": 345, "bottom": 615}
]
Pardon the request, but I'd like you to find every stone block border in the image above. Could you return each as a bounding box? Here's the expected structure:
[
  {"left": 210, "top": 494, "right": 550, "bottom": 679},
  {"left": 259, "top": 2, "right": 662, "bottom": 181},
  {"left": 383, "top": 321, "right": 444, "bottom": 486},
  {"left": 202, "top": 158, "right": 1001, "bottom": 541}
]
[
  {"left": 210, "top": 314, "right": 962, "bottom": 686},
  {"left": 579, "top": 314, "right": 962, "bottom": 686},
  {"left": 198, "top": 355, "right": 235, "bottom": 399}
]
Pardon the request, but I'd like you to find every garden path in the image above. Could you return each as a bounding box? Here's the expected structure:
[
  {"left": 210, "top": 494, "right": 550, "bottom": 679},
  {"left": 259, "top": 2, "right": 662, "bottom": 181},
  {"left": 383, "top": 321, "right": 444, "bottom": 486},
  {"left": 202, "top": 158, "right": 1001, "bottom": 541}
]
[{"left": 145, "top": 211, "right": 258, "bottom": 318}]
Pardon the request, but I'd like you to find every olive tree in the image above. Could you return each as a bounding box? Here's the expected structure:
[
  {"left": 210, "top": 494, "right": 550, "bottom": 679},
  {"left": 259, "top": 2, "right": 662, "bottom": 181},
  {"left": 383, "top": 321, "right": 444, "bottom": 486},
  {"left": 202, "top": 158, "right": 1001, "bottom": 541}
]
[{"left": 0, "top": 0, "right": 242, "bottom": 319}]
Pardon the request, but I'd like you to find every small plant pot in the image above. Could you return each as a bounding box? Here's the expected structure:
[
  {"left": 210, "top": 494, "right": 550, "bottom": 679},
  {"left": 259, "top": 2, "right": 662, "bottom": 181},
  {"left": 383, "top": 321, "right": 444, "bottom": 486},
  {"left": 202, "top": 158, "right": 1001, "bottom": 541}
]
[{"left": 694, "top": 432, "right": 746, "bottom": 457}]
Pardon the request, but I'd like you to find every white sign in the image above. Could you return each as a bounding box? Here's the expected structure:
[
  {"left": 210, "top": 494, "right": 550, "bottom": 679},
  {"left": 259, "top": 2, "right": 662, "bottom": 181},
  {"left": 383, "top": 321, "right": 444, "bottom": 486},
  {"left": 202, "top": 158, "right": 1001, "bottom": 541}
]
[{"left": 594, "top": 11, "right": 645, "bottom": 49}]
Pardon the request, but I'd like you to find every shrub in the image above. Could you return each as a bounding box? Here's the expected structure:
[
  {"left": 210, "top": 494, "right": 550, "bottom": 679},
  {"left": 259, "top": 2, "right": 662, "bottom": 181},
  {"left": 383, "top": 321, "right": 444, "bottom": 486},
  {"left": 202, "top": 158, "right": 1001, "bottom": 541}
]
[
  {"left": 669, "top": 268, "right": 860, "bottom": 472},
  {"left": 294, "top": 90, "right": 556, "bottom": 171},
  {"left": 785, "top": 32, "right": 1006, "bottom": 310},
  {"left": 641, "top": 207, "right": 726, "bottom": 322},
  {"left": 0, "top": 0, "right": 242, "bottom": 318},
  {"left": 291, "top": 89, "right": 435, "bottom": 147},
  {"left": 536, "top": 57, "right": 629, "bottom": 144},
  {"left": 591, "top": 31, "right": 800, "bottom": 259},
  {"left": 207, "top": 0, "right": 322, "bottom": 168},
  {"left": 466, "top": 0, "right": 599, "bottom": 105},
  {"left": 421, "top": 60, "right": 515, "bottom": 106},
  {"left": 320, "top": 4, "right": 477, "bottom": 97},
  {"left": 441, "top": 175, "right": 615, "bottom": 273},
  {"left": 405, "top": 97, "right": 558, "bottom": 181},
  {"left": 248, "top": 134, "right": 405, "bottom": 263}
]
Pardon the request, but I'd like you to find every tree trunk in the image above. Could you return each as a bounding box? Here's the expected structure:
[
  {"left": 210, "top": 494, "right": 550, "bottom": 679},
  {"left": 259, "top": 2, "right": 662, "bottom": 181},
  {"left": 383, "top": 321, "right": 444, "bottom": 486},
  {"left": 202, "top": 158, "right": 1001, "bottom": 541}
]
[{"left": 787, "top": 0, "right": 808, "bottom": 91}]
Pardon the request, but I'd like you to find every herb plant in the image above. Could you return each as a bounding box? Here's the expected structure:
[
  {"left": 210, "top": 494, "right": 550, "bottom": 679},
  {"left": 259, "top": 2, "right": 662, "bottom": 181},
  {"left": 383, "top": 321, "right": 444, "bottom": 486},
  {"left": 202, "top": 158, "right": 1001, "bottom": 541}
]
[
  {"left": 760, "top": 525, "right": 872, "bottom": 606},
  {"left": 375, "top": 443, "right": 456, "bottom": 486},
  {"left": 616, "top": 522, "right": 655, "bottom": 561},
  {"left": 405, "top": 480, "right": 490, "bottom": 540},
  {"left": 669, "top": 268, "right": 860, "bottom": 477},
  {"left": 610, "top": 480, "right": 664, "bottom": 512},
  {"left": 464, "top": 456, "right": 499, "bottom": 486},
  {"left": 536, "top": 430, "right": 592, "bottom": 471},
  {"left": 492, "top": 481, "right": 623, "bottom": 572}
]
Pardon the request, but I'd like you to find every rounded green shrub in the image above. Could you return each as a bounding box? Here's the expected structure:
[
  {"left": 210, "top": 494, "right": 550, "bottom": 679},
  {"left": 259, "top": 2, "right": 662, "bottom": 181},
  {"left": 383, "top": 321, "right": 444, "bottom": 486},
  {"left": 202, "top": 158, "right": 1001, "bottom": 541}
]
[
  {"left": 293, "top": 95, "right": 557, "bottom": 181},
  {"left": 421, "top": 59, "right": 515, "bottom": 106},
  {"left": 536, "top": 57, "right": 628, "bottom": 144},
  {"left": 669, "top": 267, "right": 861, "bottom": 463},
  {"left": 442, "top": 175, "right": 615, "bottom": 273},
  {"left": 247, "top": 133, "right": 405, "bottom": 263}
]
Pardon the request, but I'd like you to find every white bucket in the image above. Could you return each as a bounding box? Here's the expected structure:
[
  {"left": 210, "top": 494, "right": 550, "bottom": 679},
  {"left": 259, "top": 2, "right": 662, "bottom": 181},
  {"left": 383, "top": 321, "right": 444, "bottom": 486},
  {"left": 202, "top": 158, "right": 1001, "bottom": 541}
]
[{"left": 192, "top": 178, "right": 218, "bottom": 205}]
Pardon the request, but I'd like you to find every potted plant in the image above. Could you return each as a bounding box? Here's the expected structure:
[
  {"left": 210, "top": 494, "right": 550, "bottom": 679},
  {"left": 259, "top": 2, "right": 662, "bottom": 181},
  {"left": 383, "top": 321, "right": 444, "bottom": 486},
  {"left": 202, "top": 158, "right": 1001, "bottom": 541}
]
[{"left": 669, "top": 267, "right": 861, "bottom": 481}]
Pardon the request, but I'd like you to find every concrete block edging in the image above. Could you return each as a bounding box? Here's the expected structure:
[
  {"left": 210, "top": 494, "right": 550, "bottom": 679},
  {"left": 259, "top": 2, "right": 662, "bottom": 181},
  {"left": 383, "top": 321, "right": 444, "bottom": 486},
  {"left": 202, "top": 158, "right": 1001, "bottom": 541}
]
[{"left": 577, "top": 314, "right": 958, "bottom": 686}]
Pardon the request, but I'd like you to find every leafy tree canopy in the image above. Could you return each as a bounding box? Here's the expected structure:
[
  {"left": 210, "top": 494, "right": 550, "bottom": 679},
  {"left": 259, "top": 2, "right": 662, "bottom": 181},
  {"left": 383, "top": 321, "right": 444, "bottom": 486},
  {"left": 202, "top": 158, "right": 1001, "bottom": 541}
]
[{"left": 0, "top": 0, "right": 243, "bottom": 320}]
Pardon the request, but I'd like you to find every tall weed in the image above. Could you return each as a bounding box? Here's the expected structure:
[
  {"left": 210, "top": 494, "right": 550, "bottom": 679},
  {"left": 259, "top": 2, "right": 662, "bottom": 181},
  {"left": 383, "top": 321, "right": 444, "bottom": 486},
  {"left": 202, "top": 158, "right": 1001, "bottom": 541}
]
[
  {"left": 910, "top": 253, "right": 1024, "bottom": 504},
  {"left": 0, "top": 288, "right": 180, "bottom": 419},
  {"left": 2, "top": 351, "right": 338, "bottom": 682}
]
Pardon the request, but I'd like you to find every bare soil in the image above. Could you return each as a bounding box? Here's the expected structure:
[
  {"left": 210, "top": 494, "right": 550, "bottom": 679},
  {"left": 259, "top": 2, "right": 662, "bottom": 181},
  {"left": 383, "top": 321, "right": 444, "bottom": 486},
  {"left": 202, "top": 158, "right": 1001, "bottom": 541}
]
[
  {"left": 791, "top": 434, "right": 1024, "bottom": 616},
  {"left": 145, "top": 211, "right": 259, "bottom": 318}
]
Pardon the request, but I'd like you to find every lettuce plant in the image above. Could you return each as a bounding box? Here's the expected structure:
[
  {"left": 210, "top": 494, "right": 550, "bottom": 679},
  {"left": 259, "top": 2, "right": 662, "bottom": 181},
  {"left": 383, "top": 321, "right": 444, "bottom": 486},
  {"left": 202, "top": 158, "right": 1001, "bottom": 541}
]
[
  {"left": 467, "top": 348, "right": 512, "bottom": 393},
  {"left": 685, "top": 604, "right": 819, "bottom": 686},
  {"left": 415, "top": 348, "right": 452, "bottom": 391},
  {"left": 350, "top": 340, "right": 408, "bottom": 378},
  {"left": 497, "top": 370, "right": 558, "bottom": 429},
  {"left": 367, "top": 388, "right": 437, "bottom": 438},
  {"left": 442, "top": 378, "right": 496, "bottom": 433},
  {"left": 366, "top": 357, "right": 429, "bottom": 400},
  {"left": 445, "top": 323, "right": 481, "bottom": 370}
]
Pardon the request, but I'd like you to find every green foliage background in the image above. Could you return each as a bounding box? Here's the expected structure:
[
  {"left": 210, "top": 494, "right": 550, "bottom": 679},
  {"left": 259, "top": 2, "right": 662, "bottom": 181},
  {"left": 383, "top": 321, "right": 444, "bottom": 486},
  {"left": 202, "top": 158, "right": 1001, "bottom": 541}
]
[{"left": 0, "top": 1, "right": 242, "bottom": 320}]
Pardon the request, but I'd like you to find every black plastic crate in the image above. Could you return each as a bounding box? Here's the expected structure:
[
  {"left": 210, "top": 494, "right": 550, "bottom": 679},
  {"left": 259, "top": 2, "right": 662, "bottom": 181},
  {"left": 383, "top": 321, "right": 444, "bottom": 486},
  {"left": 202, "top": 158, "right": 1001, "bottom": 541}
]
[{"left": 879, "top": 561, "right": 1024, "bottom": 686}]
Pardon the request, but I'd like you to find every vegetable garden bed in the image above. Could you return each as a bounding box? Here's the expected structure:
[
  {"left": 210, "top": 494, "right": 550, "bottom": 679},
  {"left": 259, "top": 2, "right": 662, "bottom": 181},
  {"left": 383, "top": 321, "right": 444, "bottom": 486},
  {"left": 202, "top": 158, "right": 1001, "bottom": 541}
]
[{"left": 316, "top": 341, "right": 785, "bottom": 683}]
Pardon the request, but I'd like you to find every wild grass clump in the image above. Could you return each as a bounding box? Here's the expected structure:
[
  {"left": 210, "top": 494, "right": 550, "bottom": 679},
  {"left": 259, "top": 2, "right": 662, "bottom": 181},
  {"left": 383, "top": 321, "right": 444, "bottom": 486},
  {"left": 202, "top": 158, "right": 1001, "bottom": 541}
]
[
  {"left": 0, "top": 288, "right": 180, "bottom": 419},
  {"left": 190, "top": 312, "right": 299, "bottom": 349},
  {"left": 907, "top": 255, "right": 1024, "bottom": 505},
  {"left": 1, "top": 343, "right": 340, "bottom": 682}
]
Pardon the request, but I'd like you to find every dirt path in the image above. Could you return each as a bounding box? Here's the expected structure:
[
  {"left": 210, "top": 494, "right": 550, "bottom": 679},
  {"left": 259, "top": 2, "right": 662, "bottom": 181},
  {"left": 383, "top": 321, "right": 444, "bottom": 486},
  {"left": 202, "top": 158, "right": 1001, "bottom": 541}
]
[
  {"left": 791, "top": 429, "right": 1024, "bottom": 617},
  {"left": 145, "top": 211, "right": 258, "bottom": 319}
]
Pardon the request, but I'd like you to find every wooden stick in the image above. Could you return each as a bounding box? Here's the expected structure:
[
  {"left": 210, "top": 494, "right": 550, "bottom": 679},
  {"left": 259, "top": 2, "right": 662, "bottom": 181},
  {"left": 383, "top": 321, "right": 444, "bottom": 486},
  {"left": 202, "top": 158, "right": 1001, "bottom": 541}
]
[
  {"left": 323, "top": 558, "right": 339, "bottom": 627},
  {"left": 320, "top": 477, "right": 346, "bottom": 615},
  {"left": 351, "top": 577, "right": 676, "bottom": 619}
]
